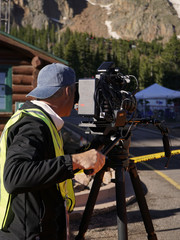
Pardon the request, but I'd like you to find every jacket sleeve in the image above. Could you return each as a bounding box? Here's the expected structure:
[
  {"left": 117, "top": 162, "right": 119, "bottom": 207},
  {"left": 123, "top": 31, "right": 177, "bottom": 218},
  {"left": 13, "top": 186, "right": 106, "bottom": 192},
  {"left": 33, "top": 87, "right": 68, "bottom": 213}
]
[{"left": 4, "top": 116, "right": 74, "bottom": 194}]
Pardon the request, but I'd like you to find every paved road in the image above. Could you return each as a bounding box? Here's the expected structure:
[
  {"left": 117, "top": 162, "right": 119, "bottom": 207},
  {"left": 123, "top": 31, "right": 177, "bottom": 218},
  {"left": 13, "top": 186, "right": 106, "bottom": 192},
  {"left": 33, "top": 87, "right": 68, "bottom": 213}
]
[
  {"left": 70, "top": 124, "right": 180, "bottom": 240},
  {"left": 128, "top": 125, "right": 180, "bottom": 240},
  {"left": 131, "top": 125, "right": 180, "bottom": 186}
]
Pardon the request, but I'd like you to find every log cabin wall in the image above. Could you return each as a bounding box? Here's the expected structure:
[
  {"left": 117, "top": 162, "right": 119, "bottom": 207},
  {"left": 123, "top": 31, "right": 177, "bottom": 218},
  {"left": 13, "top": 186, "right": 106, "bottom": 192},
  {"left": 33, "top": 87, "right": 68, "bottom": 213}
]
[
  {"left": 12, "top": 64, "right": 36, "bottom": 111},
  {"left": 0, "top": 31, "right": 67, "bottom": 135}
]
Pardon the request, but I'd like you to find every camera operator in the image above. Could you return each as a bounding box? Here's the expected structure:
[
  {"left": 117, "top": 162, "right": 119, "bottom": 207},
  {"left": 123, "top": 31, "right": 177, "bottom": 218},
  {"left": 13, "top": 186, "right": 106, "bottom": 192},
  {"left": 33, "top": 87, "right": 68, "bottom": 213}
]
[{"left": 0, "top": 63, "right": 105, "bottom": 240}]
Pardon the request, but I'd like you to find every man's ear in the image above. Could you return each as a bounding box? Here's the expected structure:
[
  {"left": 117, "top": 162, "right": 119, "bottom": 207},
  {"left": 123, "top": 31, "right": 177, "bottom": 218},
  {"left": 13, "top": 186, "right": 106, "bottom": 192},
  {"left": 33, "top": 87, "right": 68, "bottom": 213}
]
[{"left": 65, "top": 86, "right": 71, "bottom": 96}]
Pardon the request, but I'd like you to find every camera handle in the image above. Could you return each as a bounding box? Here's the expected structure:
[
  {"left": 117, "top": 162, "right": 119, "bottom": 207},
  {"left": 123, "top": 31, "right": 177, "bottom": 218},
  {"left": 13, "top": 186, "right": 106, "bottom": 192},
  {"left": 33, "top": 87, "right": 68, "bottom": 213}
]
[
  {"left": 75, "top": 134, "right": 158, "bottom": 240},
  {"left": 130, "top": 118, "right": 171, "bottom": 168}
]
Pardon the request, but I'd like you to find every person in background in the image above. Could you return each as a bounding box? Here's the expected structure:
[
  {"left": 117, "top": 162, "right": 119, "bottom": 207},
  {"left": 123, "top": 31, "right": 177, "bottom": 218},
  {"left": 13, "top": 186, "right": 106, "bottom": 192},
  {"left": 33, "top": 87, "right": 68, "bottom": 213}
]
[{"left": 0, "top": 63, "right": 105, "bottom": 240}]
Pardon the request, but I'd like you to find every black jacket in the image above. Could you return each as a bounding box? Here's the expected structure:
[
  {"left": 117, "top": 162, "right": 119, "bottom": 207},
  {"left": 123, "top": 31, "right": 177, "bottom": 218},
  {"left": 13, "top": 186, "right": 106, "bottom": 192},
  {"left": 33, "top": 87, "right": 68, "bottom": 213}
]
[{"left": 0, "top": 101, "right": 74, "bottom": 240}]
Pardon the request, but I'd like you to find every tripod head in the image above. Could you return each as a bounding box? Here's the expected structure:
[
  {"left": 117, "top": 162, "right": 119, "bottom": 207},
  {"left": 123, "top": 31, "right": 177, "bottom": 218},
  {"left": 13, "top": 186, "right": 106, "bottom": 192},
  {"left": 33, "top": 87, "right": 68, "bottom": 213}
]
[{"left": 83, "top": 117, "right": 172, "bottom": 175}]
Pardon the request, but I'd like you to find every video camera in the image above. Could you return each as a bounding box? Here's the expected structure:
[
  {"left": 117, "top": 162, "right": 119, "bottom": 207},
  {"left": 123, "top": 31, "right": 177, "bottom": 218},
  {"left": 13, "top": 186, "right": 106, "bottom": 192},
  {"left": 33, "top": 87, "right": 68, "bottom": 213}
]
[
  {"left": 77, "top": 62, "right": 138, "bottom": 133},
  {"left": 75, "top": 61, "right": 171, "bottom": 166}
]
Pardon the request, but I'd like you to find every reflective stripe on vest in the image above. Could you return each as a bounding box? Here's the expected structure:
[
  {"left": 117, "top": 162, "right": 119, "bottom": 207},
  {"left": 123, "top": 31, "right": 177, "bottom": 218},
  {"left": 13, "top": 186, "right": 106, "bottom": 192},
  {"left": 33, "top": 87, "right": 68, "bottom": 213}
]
[{"left": 0, "top": 108, "right": 75, "bottom": 230}]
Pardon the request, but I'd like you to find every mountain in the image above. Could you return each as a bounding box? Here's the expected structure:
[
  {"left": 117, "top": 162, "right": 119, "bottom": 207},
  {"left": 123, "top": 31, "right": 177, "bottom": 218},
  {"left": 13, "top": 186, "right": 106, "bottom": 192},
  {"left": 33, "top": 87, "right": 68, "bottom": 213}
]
[{"left": 11, "top": 0, "right": 180, "bottom": 43}]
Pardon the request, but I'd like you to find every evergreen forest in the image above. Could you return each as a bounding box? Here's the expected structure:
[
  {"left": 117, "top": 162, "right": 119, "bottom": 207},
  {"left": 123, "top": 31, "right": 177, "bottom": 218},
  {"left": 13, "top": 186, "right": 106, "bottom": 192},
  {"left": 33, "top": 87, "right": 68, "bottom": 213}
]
[{"left": 10, "top": 25, "right": 180, "bottom": 91}]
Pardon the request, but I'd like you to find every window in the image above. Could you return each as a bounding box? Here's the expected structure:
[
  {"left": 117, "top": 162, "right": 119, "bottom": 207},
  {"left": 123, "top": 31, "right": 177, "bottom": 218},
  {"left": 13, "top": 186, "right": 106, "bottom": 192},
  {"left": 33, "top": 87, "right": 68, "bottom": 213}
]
[{"left": 0, "top": 66, "right": 12, "bottom": 112}]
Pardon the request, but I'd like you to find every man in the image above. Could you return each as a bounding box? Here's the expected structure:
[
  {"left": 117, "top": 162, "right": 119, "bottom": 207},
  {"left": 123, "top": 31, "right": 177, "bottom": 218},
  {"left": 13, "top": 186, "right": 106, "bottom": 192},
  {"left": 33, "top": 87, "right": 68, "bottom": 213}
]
[{"left": 0, "top": 63, "right": 105, "bottom": 240}]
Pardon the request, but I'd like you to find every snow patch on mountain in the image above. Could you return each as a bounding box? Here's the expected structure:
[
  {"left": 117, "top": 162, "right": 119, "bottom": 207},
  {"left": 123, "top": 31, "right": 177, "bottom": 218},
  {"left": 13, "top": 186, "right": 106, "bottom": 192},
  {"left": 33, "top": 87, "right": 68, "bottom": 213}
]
[
  {"left": 169, "top": 0, "right": 180, "bottom": 38},
  {"left": 169, "top": 0, "right": 180, "bottom": 18},
  {"left": 105, "top": 21, "right": 121, "bottom": 39},
  {"left": 87, "top": 0, "right": 120, "bottom": 39}
]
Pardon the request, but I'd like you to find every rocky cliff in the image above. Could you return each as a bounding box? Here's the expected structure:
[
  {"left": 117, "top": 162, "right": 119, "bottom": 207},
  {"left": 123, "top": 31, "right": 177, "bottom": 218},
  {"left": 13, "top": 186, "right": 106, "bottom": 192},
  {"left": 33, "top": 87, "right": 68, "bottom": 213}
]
[{"left": 10, "top": 0, "right": 180, "bottom": 42}]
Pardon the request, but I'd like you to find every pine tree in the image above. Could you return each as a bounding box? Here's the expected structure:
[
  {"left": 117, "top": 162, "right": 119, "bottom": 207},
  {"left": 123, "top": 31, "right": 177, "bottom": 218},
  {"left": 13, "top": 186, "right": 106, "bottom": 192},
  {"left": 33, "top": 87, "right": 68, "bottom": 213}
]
[
  {"left": 60, "top": 27, "right": 72, "bottom": 45},
  {"left": 64, "top": 38, "right": 81, "bottom": 78},
  {"left": 93, "top": 47, "right": 104, "bottom": 71},
  {"left": 139, "top": 56, "right": 154, "bottom": 89},
  {"left": 129, "top": 48, "right": 140, "bottom": 77},
  {"left": 53, "top": 42, "right": 64, "bottom": 59},
  {"left": 161, "top": 35, "right": 180, "bottom": 89},
  {"left": 163, "top": 34, "right": 180, "bottom": 66},
  {"left": 76, "top": 35, "right": 94, "bottom": 78}
]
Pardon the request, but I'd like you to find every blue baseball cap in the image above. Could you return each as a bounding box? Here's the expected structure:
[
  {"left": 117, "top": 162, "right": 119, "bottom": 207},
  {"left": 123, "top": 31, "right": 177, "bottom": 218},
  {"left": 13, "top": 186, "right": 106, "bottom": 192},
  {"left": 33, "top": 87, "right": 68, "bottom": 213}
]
[{"left": 27, "top": 63, "right": 76, "bottom": 99}]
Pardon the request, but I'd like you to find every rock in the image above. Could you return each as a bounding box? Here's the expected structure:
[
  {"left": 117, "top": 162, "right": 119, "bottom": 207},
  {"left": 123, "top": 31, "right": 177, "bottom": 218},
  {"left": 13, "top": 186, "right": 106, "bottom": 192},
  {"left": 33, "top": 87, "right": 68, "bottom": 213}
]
[{"left": 10, "top": 0, "right": 180, "bottom": 43}]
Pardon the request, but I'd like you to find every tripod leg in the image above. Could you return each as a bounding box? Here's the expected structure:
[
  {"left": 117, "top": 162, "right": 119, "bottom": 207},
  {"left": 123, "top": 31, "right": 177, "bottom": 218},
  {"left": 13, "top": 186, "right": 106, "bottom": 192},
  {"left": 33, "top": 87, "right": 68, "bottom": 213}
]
[
  {"left": 115, "top": 165, "right": 128, "bottom": 240},
  {"left": 75, "top": 169, "right": 105, "bottom": 240},
  {"left": 128, "top": 161, "right": 158, "bottom": 240}
]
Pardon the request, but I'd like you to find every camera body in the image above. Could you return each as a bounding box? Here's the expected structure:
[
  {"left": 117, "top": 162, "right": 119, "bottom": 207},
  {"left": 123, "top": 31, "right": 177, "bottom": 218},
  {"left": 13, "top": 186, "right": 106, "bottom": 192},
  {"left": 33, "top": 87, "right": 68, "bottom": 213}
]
[
  {"left": 77, "top": 62, "right": 137, "bottom": 130},
  {"left": 76, "top": 62, "right": 171, "bottom": 169}
]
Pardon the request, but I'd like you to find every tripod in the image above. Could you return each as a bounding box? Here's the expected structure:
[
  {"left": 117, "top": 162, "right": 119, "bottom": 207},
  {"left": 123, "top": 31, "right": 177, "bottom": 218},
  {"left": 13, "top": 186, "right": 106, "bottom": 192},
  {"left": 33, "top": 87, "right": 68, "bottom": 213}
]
[{"left": 75, "top": 134, "right": 158, "bottom": 240}]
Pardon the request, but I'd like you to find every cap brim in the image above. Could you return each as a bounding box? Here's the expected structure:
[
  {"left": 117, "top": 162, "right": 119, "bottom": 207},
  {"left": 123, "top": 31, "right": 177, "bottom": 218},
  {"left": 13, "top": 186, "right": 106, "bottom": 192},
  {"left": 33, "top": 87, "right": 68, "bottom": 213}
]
[{"left": 26, "top": 86, "right": 61, "bottom": 99}]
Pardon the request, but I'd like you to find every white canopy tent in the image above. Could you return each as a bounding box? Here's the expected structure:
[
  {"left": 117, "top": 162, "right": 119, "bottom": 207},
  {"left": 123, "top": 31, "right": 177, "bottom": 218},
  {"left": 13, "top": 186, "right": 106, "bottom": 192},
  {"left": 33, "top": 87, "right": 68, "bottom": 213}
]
[
  {"left": 135, "top": 83, "right": 180, "bottom": 99},
  {"left": 135, "top": 83, "right": 180, "bottom": 118}
]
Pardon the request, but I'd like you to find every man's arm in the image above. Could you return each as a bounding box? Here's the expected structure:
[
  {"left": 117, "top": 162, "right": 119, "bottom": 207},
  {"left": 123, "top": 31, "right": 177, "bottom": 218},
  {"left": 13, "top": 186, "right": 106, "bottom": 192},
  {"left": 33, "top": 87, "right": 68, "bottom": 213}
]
[
  {"left": 4, "top": 116, "right": 74, "bottom": 194},
  {"left": 4, "top": 116, "right": 105, "bottom": 194}
]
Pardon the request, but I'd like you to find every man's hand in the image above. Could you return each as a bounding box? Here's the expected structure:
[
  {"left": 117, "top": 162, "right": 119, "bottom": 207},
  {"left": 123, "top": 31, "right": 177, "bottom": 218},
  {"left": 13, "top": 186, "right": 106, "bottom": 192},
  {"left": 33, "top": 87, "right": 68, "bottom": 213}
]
[{"left": 72, "top": 149, "right": 105, "bottom": 175}]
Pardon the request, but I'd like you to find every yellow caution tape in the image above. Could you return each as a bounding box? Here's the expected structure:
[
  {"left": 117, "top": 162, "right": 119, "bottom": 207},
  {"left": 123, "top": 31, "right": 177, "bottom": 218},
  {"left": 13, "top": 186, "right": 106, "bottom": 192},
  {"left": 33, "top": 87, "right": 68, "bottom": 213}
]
[{"left": 130, "top": 149, "right": 180, "bottom": 163}]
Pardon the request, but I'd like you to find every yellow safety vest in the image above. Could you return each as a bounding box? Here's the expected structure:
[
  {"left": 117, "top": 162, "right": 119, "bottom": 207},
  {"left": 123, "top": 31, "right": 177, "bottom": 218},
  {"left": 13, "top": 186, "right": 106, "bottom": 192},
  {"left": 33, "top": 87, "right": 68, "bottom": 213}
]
[{"left": 0, "top": 108, "right": 75, "bottom": 230}]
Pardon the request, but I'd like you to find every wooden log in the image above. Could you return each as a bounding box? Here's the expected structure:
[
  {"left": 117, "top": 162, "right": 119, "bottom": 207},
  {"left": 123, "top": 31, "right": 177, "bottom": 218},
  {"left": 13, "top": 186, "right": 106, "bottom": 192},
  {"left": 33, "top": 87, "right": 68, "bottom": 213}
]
[
  {"left": 31, "top": 56, "right": 43, "bottom": 68},
  {"left": 31, "top": 56, "right": 44, "bottom": 88},
  {"left": 0, "top": 121, "right": 10, "bottom": 134},
  {"left": 0, "top": 49, "right": 25, "bottom": 58},
  {"left": 12, "top": 85, "right": 33, "bottom": 94},
  {"left": 0, "top": 117, "right": 11, "bottom": 124},
  {"left": 12, "top": 94, "right": 28, "bottom": 102},
  {"left": 13, "top": 65, "right": 33, "bottom": 75},
  {"left": 0, "top": 59, "right": 30, "bottom": 65},
  {"left": 0, "top": 124, "right": 5, "bottom": 133},
  {"left": 13, "top": 74, "right": 33, "bottom": 85},
  {"left": 32, "top": 69, "right": 39, "bottom": 88}
]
